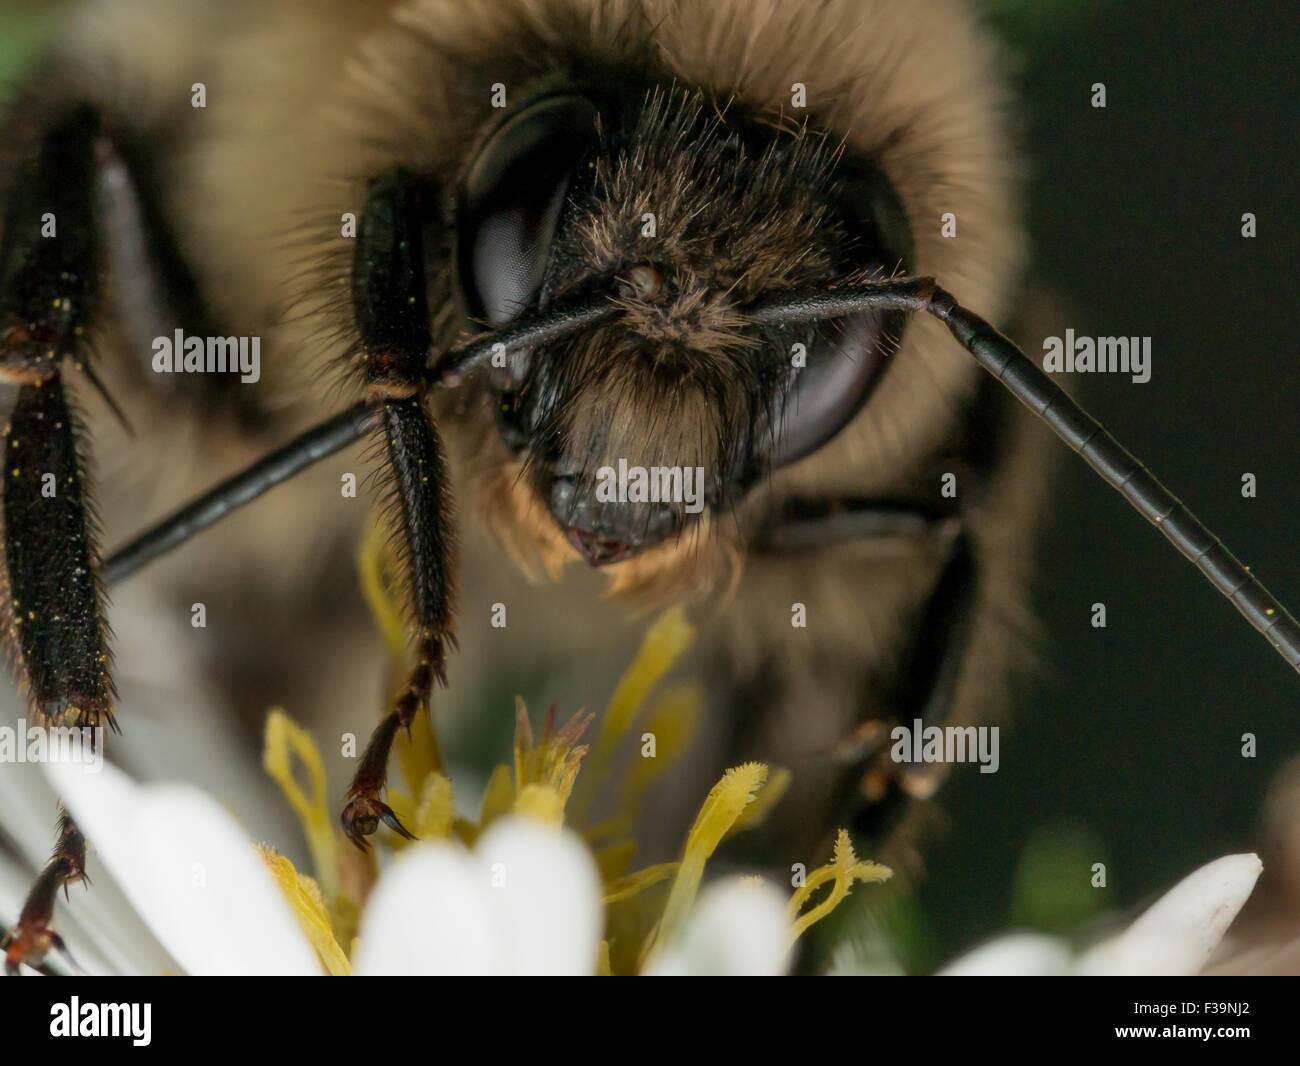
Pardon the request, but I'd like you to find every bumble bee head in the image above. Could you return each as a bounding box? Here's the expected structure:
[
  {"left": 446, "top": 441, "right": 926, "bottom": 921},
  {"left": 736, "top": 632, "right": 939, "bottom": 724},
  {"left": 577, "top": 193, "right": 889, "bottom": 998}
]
[{"left": 455, "top": 87, "right": 912, "bottom": 569}]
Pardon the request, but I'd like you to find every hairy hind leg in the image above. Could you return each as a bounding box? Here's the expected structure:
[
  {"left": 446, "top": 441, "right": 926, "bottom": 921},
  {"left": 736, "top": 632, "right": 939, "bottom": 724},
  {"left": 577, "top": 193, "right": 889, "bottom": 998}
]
[{"left": 340, "top": 171, "right": 457, "bottom": 849}]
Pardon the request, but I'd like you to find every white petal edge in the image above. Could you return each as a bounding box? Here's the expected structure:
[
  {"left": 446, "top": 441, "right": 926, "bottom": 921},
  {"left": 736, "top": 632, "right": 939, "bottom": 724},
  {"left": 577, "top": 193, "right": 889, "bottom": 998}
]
[
  {"left": 1077, "top": 853, "right": 1262, "bottom": 976},
  {"left": 938, "top": 933, "right": 1075, "bottom": 976},
  {"left": 46, "top": 760, "right": 319, "bottom": 976},
  {"left": 353, "top": 843, "right": 502, "bottom": 975},
  {"left": 0, "top": 755, "right": 176, "bottom": 977},
  {"left": 0, "top": 722, "right": 70, "bottom": 869},
  {"left": 102, "top": 586, "right": 304, "bottom": 852},
  {"left": 644, "top": 877, "right": 791, "bottom": 976}
]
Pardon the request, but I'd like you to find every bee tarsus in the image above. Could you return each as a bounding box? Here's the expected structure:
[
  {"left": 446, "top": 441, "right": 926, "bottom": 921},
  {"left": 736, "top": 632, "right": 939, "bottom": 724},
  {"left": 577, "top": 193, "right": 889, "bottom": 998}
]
[{"left": 3, "top": 809, "right": 87, "bottom": 976}]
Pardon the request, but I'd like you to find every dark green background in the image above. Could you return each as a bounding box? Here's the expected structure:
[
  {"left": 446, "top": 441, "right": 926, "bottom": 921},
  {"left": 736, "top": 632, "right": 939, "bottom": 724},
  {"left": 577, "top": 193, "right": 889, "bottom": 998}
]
[{"left": 915, "top": 0, "right": 1300, "bottom": 966}]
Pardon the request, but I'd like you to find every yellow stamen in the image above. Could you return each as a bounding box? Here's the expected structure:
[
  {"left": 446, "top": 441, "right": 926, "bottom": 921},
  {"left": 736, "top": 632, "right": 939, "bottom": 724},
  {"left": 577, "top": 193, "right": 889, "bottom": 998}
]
[
  {"left": 413, "top": 772, "right": 456, "bottom": 838},
  {"left": 575, "top": 606, "right": 694, "bottom": 818},
  {"left": 595, "top": 838, "right": 638, "bottom": 882},
  {"left": 259, "top": 846, "right": 351, "bottom": 976},
  {"left": 515, "top": 783, "right": 565, "bottom": 824},
  {"left": 477, "top": 764, "right": 514, "bottom": 832},
  {"left": 733, "top": 767, "right": 792, "bottom": 833},
  {"left": 262, "top": 709, "right": 338, "bottom": 905},
  {"left": 511, "top": 698, "right": 592, "bottom": 823},
  {"left": 788, "top": 829, "right": 892, "bottom": 945},
  {"left": 357, "top": 511, "right": 408, "bottom": 658},
  {"left": 617, "top": 682, "right": 704, "bottom": 814},
  {"left": 396, "top": 703, "right": 442, "bottom": 796},
  {"left": 604, "top": 862, "right": 679, "bottom": 904},
  {"left": 655, "top": 762, "right": 768, "bottom": 948}
]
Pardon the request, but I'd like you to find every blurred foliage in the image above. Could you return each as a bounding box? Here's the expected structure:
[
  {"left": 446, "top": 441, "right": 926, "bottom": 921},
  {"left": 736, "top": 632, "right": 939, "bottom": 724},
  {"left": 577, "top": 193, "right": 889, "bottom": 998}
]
[
  {"left": 981, "top": 0, "right": 1120, "bottom": 43},
  {"left": 0, "top": 3, "right": 64, "bottom": 84},
  {"left": 1009, "top": 821, "right": 1111, "bottom": 933},
  {"left": 855, "top": 885, "right": 946, "bottom": 975}
]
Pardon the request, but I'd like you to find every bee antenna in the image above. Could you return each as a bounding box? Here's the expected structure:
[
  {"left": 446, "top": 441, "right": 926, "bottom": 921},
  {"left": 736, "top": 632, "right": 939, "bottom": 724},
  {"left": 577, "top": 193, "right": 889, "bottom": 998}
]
[
  {"left": 101, "top": 289, "right": 615, "bottom": 587},
  {"left": 100, "top": 401, "right": 380, "bottom": 586},
  {"left": 431, "top": 295, "right": 619, "bottom": 385},
  {"left": 751, "top": 277, "right": 1300, "bottom": 676}
]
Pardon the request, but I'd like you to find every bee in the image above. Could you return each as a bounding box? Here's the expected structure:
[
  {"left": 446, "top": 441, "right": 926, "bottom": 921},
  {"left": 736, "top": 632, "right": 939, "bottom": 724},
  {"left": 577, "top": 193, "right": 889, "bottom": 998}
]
[{"left": 1, "top": 0, "right": 1296, "bottom": 974}]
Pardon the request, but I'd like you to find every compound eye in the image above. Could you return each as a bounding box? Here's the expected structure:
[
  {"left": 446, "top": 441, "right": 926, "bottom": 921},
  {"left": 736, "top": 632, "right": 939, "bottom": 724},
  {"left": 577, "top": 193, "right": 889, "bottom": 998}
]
[
  {"left": 768, "top": 315, "right": 892, "bottom": 468},
  {"left": 458, "top": 95, "right": 599, "bottom": 327},
  {"left": 766, "top": 159, "right": 912, "bottom": 469}
]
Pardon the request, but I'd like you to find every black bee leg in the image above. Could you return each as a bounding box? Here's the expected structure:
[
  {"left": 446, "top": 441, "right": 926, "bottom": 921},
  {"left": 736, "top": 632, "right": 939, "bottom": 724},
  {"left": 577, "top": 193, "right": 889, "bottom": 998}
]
[
  {"left": 851, "top": 524, "right": 978, "bottom": 840},
  {"left": 341, "top": 171, "right": 457, "bottom": 849},
  {"left": 3, "top": 378, "right": 116, "bottom": 732},
  {"left": 341, "top": 398, "right": 456, "bottom": 849},
  {"left": 3, "top": 809, "right": 88, "bottom": 976},
  {"left": 752, "top": 494, "right": 984, "bottom": 843},
  {"left": 1, "top": 104, "right": 116, "bottom": 733}
]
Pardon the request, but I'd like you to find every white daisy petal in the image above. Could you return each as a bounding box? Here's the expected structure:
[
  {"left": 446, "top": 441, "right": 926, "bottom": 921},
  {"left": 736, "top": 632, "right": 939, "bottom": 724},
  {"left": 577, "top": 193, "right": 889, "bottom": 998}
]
[
  {"left": 0, "top": 756, "right": 175, "bottom": 977},
  {"left": 1077, "top": 853, "right": 1262, "bottom": 976},
  {"left": 938, "top": 933, "right": 1075, "bottom": 976},
  {"left": 353, "top": 844, "right": 501, "bottom": 976},
  {"left": 61, "top": 854, "right": 181, "bottom": 977},
  {"left": 46, "top": 760, "right": 319, "bottom": 976},
  {"left": 474, "top": 817, "right": 603, "bottom": 976},
  {"left": 0, "top": 732, "right": 71, "bottom": 871},
  {"left": 644, "top": 877, "right": 791, "bottom": 976},
  {"left": 103, "top": 587, "right": 303, "bottom": 855}
]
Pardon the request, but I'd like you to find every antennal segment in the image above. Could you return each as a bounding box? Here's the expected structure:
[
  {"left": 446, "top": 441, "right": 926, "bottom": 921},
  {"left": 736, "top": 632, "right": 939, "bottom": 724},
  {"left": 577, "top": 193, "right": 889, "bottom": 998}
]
[{"left": 752, "top": 278, "right": 1300, "bottom": 675}]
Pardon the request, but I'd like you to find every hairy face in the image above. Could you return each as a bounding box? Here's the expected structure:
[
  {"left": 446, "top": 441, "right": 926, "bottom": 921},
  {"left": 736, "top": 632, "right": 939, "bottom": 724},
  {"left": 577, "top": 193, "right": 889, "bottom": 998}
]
[{"left": 460, "top": 86, "right": 911, "bottom": 591}]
